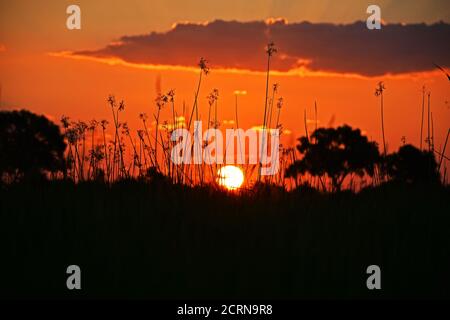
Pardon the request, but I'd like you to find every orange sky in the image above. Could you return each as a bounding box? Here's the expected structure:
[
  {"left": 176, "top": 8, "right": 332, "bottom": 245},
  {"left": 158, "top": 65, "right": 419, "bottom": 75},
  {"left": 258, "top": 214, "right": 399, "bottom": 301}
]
[{"left": 1, "top": 0, "right": 449, "bottom": 160}]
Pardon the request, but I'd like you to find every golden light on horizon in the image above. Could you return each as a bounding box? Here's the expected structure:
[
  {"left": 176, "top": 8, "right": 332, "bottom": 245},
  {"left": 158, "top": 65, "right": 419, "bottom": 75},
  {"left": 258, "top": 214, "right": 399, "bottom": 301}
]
[{"left": 217, "top": 165, "right": 244, "bottom": 190}]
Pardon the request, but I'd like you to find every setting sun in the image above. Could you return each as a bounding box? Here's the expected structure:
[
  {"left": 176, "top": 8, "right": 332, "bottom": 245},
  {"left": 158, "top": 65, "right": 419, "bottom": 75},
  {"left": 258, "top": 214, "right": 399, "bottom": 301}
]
[{"left": 217, "top": 165, "right": 244, "bottom": 190}]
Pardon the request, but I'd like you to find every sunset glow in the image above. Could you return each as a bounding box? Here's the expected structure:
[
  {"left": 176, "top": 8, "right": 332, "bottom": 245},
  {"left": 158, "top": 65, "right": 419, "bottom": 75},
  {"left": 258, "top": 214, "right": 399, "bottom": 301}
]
[{"left": 217, "top": 165, "right": 244, "bottom": 190}]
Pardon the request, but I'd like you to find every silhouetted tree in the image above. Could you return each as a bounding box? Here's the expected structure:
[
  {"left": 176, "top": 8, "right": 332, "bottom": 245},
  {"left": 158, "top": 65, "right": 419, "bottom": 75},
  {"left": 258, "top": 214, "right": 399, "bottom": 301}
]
[
  {"left": 0, "top": 110, "right": 66, "bottom": 183},
  {"left": 286, "top": 125, "right": 380, "bottom": 191},
  {"left": 385, "top": 144, "right": 440, "bottom": 185}
]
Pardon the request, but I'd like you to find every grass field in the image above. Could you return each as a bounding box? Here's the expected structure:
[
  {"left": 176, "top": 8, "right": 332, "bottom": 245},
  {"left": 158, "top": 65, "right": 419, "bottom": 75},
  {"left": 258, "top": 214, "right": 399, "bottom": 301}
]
[{"left": 1, "top": 180, "right": 449, "bottom": 299}]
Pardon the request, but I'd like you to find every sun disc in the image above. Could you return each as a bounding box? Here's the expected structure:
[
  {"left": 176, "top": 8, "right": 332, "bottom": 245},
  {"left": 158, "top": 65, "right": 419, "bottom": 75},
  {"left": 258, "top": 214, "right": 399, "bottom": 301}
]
[{"left": 217, "top": 165, "right": 244, "bottom": 190}]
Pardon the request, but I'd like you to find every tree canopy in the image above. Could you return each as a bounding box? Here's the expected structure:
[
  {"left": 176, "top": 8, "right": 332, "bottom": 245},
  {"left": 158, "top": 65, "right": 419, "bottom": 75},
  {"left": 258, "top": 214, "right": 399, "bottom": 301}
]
[
  {"left": 0, "top": 110, "right": 66, "bottom": 182},
  {"left": 286, "top": 125, "right": 380, "bottom": 191},
  {"left": 386, "top": 144, "right": 440, "bottom": 185}
]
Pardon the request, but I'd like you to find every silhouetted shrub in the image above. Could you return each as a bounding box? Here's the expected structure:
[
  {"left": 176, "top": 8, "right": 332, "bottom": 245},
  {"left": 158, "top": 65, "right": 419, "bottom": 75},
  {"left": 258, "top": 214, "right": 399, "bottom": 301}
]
[
  {"left": 286, "top": 125, "right": 380, "bottom": 191},
  {"left": 0, "top": 110, "right": 66, "bottom": 183},
  {"left": 386, "top": 144, "right": 440, "bottom": 185}
]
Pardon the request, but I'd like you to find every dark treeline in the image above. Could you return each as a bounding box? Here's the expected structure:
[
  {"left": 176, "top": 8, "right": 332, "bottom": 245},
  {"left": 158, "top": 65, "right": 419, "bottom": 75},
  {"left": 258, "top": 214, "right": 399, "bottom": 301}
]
[{"left": 0, "top": 109, "right": 446, "bottom": 189}]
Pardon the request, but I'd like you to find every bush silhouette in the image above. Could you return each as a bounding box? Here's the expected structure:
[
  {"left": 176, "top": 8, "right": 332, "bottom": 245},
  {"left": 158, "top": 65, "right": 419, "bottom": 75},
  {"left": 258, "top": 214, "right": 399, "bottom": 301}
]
[
  {"left": 386, "top": 144, "right": 440, "bottom": 185},
  {"left": 286, "top": 125, "right": 380, "bottom": 191},
  {"left": 0, "top": 110, "right": 66, "bottom": 183}
]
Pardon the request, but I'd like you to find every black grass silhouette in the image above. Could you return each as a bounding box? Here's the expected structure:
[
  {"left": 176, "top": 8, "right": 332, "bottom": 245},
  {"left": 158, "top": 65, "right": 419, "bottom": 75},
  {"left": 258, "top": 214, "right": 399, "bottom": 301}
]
[{"left": 433, "top": 63, "right": 450, "bottom": 81}]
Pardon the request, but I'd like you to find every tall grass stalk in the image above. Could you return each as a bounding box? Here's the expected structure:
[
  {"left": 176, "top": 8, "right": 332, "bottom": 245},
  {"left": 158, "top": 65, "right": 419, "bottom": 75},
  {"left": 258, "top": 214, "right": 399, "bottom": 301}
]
[
  {"left": 420, "top": 86, "right": 425, "bottom": 150},
  {"left": 258, "top": 42, "right": 277, "bottom": 181},
  {"left": 375, "top": 82, "right": 386, "bottom": 157},
  {"left": 438, "top": 128, "right": 450, "bottom": 172},
  {"left": 427, "top": 92, "right": 431, "bottom": 152},
  {"left": 184, "top": 58, "right": 209, "bottom": 184}
]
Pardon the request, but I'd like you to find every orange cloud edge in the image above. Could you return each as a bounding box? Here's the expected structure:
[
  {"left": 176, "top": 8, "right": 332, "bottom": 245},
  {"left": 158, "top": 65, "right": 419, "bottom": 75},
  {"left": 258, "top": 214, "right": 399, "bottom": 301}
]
[{"left": 49, "top": 51, "right": 440, "bottom": 80}]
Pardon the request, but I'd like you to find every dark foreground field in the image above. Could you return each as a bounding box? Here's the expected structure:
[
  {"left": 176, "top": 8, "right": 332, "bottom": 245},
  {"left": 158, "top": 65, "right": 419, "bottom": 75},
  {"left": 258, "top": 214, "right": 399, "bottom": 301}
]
[{"left": 1, "top": 181, "right": 449, "bottom": 299}]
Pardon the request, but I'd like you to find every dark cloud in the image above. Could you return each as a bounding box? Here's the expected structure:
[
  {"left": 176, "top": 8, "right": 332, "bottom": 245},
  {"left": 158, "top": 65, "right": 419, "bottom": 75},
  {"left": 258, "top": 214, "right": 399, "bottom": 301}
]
[{"left": 73, "top": 19, "right": 450, "bottom": 76}]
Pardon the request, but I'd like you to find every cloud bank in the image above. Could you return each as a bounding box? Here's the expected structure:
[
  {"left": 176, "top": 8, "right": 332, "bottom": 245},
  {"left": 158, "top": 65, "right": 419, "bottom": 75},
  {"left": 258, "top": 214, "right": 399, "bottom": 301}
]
[{"left": 72, "top": 19, "right": 450, "bottom": 76}]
